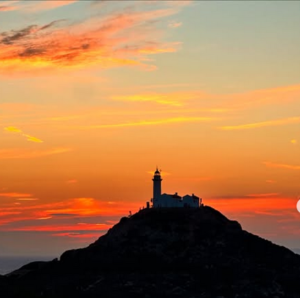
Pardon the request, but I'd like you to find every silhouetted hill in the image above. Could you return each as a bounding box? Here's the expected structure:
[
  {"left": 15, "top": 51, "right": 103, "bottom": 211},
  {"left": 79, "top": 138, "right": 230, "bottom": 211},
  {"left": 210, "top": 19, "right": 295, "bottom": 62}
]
[{"left": 2, "top": 206, "right": 300, "bottom": 298}]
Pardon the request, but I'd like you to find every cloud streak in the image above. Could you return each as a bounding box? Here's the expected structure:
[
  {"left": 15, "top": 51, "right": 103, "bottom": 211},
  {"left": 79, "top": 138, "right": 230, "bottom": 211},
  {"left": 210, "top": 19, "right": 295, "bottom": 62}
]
[
  {"left": 111, "top": 91, "right": 201, "bottom": 106},
  {"left": 226, "top": 85, "right": 300, "bottom": 110},
  {"left": 20, "top": 0, "right": 78, "bottom": 12},
  {"left": 0, "top": 5, "right": 16, "bottom": 12},
  {"left": 263, "top": 161, "right": 300, "bottom": 170},
  {"left": 0, "top": 1, "right": 19, "bottom": 12},
  {"left": 0, "top": 0, "right": 78, "bottom": 13},
  {"left": 0, "top": 193, "right": 32, "bottom": 198},
  {"left": 0, "top": 197, "right": 141, "bottom": 236},
  {"left": 77, "top": 116, "right": 218, "bottom": 129},
  {"left": 220, "top": 117, "right": 300, "bottom": 131},
  {"left": 4, "top": 126, "right": 43, "bottom": 143},
  {"left": 0, "top": 147, "right": 71, "bottom": 159},
  {"left": 0, "top": 2, "right": 185, "bottom": 75},
  {"left": 22, "top": 134, "right": 43, "bottom": 143},
  {"left": 168, "top": 21, "right": 182, "bottom": 28},
  {"left": 207, "top": 197, "right": 296, "bottom": 214},
  {"left": 13, "top": 223, "right": 111, "bottom": 232},
  {"left": 52, "top": 232, "right": 102, "bottom": 239}
]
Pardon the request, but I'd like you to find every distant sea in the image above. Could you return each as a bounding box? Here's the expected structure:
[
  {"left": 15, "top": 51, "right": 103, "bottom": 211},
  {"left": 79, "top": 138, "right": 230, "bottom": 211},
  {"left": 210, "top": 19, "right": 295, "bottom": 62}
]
[{"left": 0, "top": 256, "right": 55, "bottom": 275}]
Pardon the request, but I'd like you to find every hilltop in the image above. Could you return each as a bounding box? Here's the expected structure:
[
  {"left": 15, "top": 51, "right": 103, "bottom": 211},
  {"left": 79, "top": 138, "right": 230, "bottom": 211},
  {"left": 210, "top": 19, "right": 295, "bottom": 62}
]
[{"left": 1, "top": 206, "right": 300, "bottom": 298}]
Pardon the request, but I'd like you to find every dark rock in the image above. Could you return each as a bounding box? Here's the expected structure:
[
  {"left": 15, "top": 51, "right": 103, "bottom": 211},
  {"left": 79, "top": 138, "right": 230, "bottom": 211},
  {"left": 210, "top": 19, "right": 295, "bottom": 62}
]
[{"left": 2, "top": 206, "right": 300, "bottom": 298}]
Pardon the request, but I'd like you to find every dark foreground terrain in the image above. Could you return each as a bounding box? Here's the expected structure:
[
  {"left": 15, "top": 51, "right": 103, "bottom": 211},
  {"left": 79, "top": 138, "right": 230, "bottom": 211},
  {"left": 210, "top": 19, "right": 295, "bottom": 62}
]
[{"left": 1, "top": 206, "right": 300, "bottom": 298}]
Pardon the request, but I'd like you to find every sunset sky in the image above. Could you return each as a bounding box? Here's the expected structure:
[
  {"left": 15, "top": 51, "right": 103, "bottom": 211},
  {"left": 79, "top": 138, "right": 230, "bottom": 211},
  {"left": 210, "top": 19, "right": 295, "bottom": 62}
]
[{"left": 1, "top": 0, "right": 300, "bottom": 256}]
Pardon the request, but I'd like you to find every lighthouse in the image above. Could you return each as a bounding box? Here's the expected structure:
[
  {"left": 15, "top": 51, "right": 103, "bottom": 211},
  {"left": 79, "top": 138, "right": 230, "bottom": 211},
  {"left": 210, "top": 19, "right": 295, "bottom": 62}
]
[
  {"left": 150, "top": 167, "right": 202, "bottom": 208},
  {"left": 152, "top": 168, "right": 162, "bottom": 200}
]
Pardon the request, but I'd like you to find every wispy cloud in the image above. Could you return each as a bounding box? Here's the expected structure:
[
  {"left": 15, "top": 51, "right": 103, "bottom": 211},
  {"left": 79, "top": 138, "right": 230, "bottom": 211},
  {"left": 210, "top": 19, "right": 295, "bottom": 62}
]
[
  {"left": 0, "top": 197, "right": 141, "bottom": 233},
  {"left": 247, "top": 193, "right": 279, "bottom": 198},
  {"left": 20, "top": 0, "right": 78, "bottom": 12},
  {"left": 4, "top": 126, "right": 43, "bottom": 143},
  {"left": 254, "top": 210, "right": 282, "bottom": 216},
  {"left": 211, "top": 193, "right": 281, "bottom": 200},
  {"left": 0, "top": 0, "right": 19, "bottom": 12},
  {"left": 0, "top": 5, "right": 16, "bottom": 12},
  {"left": 52, "top": 232, "right": 101, "bottom": 239},
  {"left": 207, "top": 197, "right": 296, "bottom": 214},
  {"left": 0, "top": 2, "right": 186, "bottom": 75},
  {"left": 266, "top": 179, "right": 276, "bottom": 184},
  {"left": 0, "top": 0, "right": 78, "bottom": 13},
  {"left": 77, "top": 116, "right": 218, "bottom": 129},
  {"left": 220, "top": 117, "right": 300, "bottom": 131},
  {"left": 0, "top": 147, "right": 71, "bottom": 159},
  {"left": 14, "top": 223, "right": 112, "bottom": 232},
  {"left": 226, "top": 84, "right": 300, "bottom": 110},
  {"left": 66, "top": 179, "right": 78, "bottom": 184},
  {"left": 111, "top": 91, "right": 208, "bottom": 106},
  {"left": 168, "top": 21, "right": 182, "bottom": 28},
  {"left": 112, "top": 93, "right": 183, "bottom": 106},
  {"left": 22, "top": 134, "right": 43, "bottom": 143},
  {"left": 0, "top": 193, "right": 32, "bottom": 198},
  {"left": 4, "top": 126, "right": 22, "bottom": 133},
  {"left": 113, "top": 84, "right": 300, "bottom": 114},
  {"left": 112, "top": 90, "right": 215, "bottom": 107},
  {"left": 263, "top": 161, "right": 300, "bottom": 170}
]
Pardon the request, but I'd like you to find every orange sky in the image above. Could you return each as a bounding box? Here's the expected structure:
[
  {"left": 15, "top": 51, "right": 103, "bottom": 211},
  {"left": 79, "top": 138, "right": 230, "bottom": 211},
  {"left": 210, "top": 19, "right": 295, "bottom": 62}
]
[{"left": 1, "top": 0, "right": 300, "bottom": 256}]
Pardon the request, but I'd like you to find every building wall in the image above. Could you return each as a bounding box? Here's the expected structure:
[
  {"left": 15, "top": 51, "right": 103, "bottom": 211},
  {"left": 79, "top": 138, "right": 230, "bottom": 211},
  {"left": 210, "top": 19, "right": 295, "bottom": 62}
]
[
  {"left": 153, "top": 194, "right": 181, "bottom": 208},
  {"left": 182, "top": 195, "right": 199, "bottom": 208},
  {"left": 153, "top": 193, "right": 200, "bottom": 208}
]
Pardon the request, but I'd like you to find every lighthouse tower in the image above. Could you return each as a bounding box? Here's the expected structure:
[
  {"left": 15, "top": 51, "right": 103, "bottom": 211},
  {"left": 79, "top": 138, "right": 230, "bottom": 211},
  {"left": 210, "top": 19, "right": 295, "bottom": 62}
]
[{"left": 152, "top": 168, "right": 162, "bottom": 200}]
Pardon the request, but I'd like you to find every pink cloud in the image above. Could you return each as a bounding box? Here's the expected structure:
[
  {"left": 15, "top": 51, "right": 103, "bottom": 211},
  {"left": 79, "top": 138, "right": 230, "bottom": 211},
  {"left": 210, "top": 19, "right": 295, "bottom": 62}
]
[
  {"left": 0, "top": 5, "right": 17, "bottom": 12},
  {"left": 0, "top": 0, "right": 78, "bottom": 13},
  {"left": 0, "top": 3, "right": 185, "bottom": 75},
  {"left": 0, "top": 0, "right": 19, "bottom": 11},
  {"left": 21, "top": 0, "right": 78, "bottom": 12},
  {"left": 168, "top": 21, "right": 182, "bottom": 28}
]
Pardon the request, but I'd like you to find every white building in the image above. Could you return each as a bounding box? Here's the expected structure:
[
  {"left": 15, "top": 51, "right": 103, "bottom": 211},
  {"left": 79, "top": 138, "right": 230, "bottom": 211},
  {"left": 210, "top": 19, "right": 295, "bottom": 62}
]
[{"left": 150, "top": 168, "right": 202, "bottom": 208}]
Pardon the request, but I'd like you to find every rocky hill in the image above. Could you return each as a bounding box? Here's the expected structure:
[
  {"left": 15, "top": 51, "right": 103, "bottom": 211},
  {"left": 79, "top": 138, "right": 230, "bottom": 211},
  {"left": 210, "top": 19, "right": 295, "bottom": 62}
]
[{"left": 1, "top": 206, "right": 300, "bottom": 298}]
